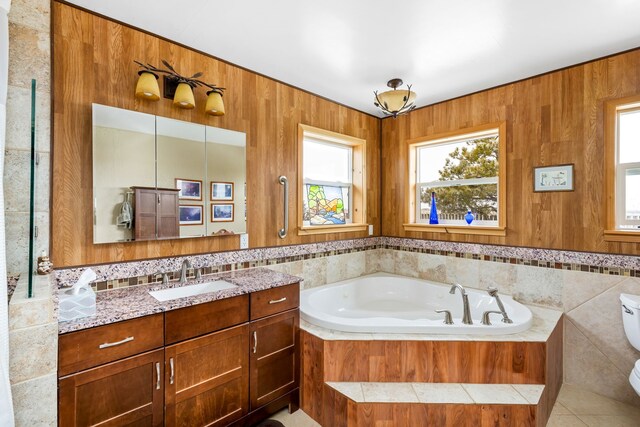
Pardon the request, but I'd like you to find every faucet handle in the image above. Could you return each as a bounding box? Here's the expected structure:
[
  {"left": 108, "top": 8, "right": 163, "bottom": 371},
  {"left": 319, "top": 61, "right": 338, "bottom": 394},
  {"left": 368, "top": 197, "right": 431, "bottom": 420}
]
[
  {"left": 154, "top": 271, "right": 169, "bottom": 284},
  {"left": 481, "top": 310, "right": 503, "bottom": 325},
  {"left": 487, "top": 287, "right": 499, "bottom": 296},
  {"left": 195, "top": 268, "right": 202, "bottom": 280},
  {"left": 435, "top": 309, "right": 454, "bottom": 325}
]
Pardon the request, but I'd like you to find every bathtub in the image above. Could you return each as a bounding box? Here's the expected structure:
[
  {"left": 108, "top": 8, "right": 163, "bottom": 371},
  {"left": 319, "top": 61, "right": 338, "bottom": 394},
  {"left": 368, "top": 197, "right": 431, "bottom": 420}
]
[{"left": 300, "top": 273, "right": 533, "bottom": 335}]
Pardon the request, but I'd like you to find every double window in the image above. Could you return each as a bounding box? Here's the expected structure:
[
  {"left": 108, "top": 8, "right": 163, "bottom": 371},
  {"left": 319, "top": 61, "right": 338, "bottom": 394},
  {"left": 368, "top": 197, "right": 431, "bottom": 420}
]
[
  {"left": 298, "top": 124, "right": 367, "bottom": 235},
  {"left": 406, "top": 123, "right": 506, "bottom": 235},
  {"left": 605, "top": 96, "right": 640, "bottom": 240}
]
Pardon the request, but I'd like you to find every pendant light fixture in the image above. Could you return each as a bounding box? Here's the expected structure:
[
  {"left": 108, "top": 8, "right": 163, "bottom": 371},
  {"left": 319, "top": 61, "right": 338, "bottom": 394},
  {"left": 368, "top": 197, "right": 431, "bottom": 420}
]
[
  {"left": 374, "top": 78, "right": 417, "bottom": 118},
  {"left": 135, "top": 70, "right": 160, "bottom": 101},
  {"left": 134, "top": 60, "right": 226, "bottom": 115}
]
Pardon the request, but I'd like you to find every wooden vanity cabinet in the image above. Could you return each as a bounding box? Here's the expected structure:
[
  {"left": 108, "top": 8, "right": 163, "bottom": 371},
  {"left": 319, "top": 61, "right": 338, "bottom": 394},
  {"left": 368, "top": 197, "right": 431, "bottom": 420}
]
[
  {"left": 249, "top": 309, "right": 299, "bottom": 410},
  {"left": 165, "top": 324, "right": 250, "bottom": 427},
  {"left": 59, "top": 284, "right": 300, "bottom": 427},
  {"left": 58, "top": 349, "right": 165, "bottom": 426}
]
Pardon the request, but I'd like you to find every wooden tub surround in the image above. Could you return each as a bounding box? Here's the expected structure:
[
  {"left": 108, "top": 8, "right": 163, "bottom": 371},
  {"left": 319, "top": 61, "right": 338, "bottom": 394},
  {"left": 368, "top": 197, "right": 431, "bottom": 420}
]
[{"left": 301, "top": 312, "right": 563, "bottom": 427}]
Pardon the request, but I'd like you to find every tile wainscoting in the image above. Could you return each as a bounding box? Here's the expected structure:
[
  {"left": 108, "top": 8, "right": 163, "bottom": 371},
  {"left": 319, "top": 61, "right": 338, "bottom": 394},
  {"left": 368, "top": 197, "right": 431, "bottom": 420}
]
[{"left": 52, "top": 236, "right": 640, "bottom": 405}]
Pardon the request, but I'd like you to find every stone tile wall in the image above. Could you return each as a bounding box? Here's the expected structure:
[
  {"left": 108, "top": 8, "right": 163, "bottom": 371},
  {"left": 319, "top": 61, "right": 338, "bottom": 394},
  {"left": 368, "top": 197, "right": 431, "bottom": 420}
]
[
  {"left": 8, "top": 275, "right": 57, "bottom": 426},
  {"left": 5, "top": 0, "right": 50, "bottom": 276}
]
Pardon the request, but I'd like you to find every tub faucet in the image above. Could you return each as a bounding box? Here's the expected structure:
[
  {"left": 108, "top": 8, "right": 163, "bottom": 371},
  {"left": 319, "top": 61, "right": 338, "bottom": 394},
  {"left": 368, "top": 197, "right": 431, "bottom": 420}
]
[
  {"left": 487, "top": 287, "right": 513, "bottom": 324},
  {"left": 179, "top": 260, "right": 192, "bottom": 284},
  {"left": 449, "top": 283, "right": 473, "bottom": 325}
]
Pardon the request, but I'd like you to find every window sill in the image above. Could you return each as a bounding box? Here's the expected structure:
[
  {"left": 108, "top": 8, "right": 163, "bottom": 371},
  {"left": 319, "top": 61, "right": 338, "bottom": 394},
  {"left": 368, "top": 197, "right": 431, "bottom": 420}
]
[
  {"left": 298, "top": 223, "right": 369, "bottom": 236},
  {"left": 403, "top": 223, "right": 506, "bottom": 237},
  {"left": 604, "top": 230, "right": 640, "bottom": 242}
]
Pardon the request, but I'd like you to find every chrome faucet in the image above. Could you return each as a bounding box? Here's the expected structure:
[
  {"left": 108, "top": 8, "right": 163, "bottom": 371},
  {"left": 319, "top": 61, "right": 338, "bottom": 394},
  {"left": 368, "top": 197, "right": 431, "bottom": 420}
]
[
  {"left": 449, "top": 283, "right": 473, "bottom": 325},
  {"left": 487, "top": 287, "right": 513, "bottom": 324},
  {"left": 179, "top": 260, "right": 192, "bottom": 284}
]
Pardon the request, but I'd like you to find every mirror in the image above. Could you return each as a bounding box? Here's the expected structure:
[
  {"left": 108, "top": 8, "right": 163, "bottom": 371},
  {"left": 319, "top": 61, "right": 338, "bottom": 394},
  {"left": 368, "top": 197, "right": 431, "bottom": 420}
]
[
  {"left": 92, "top": 104, "right": 247, "bottom": 244},
  {"left": 206, "top": 126, "right": 246, "bottom": 236}
]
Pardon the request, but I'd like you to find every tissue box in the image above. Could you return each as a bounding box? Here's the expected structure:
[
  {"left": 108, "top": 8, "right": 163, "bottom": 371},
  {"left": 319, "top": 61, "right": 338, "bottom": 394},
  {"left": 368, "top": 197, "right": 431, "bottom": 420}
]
[{"left": 59, "top": 287, "right": 96, "bottom": 322}]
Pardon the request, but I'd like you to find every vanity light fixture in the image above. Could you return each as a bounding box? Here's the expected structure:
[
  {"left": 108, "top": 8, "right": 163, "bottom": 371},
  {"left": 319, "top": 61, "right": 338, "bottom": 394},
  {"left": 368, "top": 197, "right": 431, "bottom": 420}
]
[
  {"left": 134, "top": 60, "right": 226, "bottom": 115},
  {"left": 205, "top": 89, "right": 225, "bottom": 116},
  {"left": 374, "top": 78, "right": 417, "bottom": 118},
  {"left": 135, "top": 70, "right": 160, "bottom": 101}
]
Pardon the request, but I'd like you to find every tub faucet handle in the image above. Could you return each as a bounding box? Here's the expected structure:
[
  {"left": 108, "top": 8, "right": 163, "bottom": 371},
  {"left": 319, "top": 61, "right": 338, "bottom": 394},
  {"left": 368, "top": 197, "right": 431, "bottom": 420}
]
[
  {"left": 435, "top": 309, "right": 454, "bottom": 325},
  {"left": 481, "top": 310, "right": 504, "bottom": 325}
]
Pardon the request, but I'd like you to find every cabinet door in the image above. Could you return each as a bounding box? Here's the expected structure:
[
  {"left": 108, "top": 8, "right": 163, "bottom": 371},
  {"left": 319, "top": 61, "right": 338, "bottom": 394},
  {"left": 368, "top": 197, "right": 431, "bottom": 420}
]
[
  {"left": 133, "top": 188, "right": 157, "bottom": 241},
  {"left": 58, "top": 349, "right": 164, "bottom": 427},
  {"left": 250, "top": 309, "right": 299, "bottom": 410},
  {"left": 157, "top": 189, "right": 179, "bottom": 240},
  {"left": 165, "top": 323, "right": 249, "bottom": 427}
]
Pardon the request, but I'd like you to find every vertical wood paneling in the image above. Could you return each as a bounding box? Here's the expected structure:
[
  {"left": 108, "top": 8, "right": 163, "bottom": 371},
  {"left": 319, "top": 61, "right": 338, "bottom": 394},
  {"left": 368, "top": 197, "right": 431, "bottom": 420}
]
[
  {"left": 52, "top": 2, "right": 381, "bottom": 267},
  {"left": 381, "top": 48, "right": 640, "bottom": 254}
]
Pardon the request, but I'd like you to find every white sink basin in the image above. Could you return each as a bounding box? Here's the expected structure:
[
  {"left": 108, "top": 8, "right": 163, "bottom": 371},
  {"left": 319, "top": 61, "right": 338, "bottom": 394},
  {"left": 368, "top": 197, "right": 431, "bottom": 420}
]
[{"left": 149, "top": 280, "right": 237, "bottom": 302}]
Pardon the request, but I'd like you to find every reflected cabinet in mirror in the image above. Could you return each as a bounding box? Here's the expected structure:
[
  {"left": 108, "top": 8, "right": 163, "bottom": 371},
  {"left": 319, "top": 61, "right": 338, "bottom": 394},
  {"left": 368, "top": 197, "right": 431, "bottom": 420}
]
[{"left": 92, "top": 104, "right": 247, "bottom": 244}]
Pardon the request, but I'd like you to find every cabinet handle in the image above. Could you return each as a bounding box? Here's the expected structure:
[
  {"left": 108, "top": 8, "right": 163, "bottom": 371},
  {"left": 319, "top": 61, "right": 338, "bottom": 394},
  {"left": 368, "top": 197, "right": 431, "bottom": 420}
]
[
  {"left": 252, "top": 331, "right": 257, "bottom": 354},
  {"left": 155, "top": 362, "right": 161, "bottom": 390},
  {"left": 98, "top": 336, "right": 134, "bottom": 349},
  {"left": 278, "top": 176, "right": 288, "bottom": 239},
  {"left": 169, "top": 357, "right": 175, "bottom": 385},
  {"left": 269, "top": 297, "right": 287, "bottom": 304}
]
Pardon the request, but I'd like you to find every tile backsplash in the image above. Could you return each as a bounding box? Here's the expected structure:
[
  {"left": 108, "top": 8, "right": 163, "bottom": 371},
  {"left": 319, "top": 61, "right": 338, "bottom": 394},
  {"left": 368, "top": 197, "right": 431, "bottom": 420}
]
[{"left": 54, "top": 237, "right": 640, "bottom": 290}]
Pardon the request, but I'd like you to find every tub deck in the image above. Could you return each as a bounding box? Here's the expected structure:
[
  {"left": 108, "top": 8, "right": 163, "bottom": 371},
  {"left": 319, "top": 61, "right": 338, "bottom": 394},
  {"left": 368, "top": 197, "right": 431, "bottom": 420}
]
[{"left": 300, "top": 307, "right": 563, "bottom": 427}]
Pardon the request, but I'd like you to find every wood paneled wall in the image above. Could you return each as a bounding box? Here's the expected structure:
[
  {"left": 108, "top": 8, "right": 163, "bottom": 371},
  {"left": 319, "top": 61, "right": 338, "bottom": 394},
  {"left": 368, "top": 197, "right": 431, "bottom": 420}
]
[
  {"left": 381, "top": 48, "right": 640, "bottom": 254},
  {"left": 51, "top": 2, "right": 380, "bottom": 267}
]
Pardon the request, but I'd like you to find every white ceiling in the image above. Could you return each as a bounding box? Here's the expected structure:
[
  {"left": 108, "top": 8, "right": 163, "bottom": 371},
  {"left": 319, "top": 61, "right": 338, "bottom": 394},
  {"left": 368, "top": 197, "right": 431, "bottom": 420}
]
[{"left": 69, "top": 0, "right": 640, "bottom": 117}]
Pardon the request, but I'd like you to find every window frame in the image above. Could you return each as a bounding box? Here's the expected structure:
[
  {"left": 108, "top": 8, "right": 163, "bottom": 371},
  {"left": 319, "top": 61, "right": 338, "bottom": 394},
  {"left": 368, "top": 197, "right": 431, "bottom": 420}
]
[
  {"left": 297, "top": 124, "right": 367, "bottom": 235},
  {"left": 404, "top": 122, "right": 507, "bottom": 236},
  {"left": 604, "top": 96, "right": 640, "bottom": 242}
]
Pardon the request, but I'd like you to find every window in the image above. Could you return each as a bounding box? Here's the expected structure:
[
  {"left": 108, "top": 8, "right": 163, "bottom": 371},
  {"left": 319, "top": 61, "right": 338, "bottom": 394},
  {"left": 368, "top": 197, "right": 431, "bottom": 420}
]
[
  {"left": 405, "top": 123, "right": 506, "bottom": 236},
  {"left": 605, "top": 96, "right": 640, "bottom": 241},
  {"left": 298, "top": 124, "right": 367, "bottom": 235}
]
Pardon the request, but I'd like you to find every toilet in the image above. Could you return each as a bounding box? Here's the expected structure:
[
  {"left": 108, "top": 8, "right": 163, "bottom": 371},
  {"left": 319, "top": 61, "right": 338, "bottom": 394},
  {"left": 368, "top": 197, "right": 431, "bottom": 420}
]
[{"left": 620, "top": 293, "right": 640, "bottom": 395}]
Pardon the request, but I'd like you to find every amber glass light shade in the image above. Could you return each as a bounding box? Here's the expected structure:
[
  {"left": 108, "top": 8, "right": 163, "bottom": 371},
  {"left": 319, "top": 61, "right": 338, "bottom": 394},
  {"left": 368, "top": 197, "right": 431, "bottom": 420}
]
[
  {"left": 173, "top": 82, "right": 195, "bottom": 109},
  {"left": 376, "top": 89, "right": 416, "bottom": 113},
  {"left": 135, "top": 71, "right": 160, "bottom": 101},
  {"left": 205, "top": 90, "right": 225, "bottom": 116}
]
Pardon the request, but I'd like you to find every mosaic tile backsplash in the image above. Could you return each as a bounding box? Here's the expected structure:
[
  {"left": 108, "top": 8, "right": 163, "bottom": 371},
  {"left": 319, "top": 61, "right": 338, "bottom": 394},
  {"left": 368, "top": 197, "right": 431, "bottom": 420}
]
[{"left": 53, "top": 237, "right": 640, "bottom": 291}]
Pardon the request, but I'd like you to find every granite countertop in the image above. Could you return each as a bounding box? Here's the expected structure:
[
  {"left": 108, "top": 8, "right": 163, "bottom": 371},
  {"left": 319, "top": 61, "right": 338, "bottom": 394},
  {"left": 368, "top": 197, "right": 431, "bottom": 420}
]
[{"left": 58, "top": 268, "right": 302, "bottom": 334}]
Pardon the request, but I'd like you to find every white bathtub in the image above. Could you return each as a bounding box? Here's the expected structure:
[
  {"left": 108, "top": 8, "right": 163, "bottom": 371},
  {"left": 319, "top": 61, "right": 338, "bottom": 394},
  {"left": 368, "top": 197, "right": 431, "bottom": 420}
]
[{"left": 300, "top": 273, "right": 533, "bottom": 335}]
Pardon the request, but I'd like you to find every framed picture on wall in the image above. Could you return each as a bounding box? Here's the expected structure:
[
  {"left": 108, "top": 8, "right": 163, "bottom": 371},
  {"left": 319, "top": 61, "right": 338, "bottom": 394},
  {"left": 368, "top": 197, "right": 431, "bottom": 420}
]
[
  {"left": 211, "top": 181, "right": 234, "bottom": 201},
  {"left": 533, "top": 164, "right": 574, "bottom": 192},
  {"left": 179, "top": 205, "right": 203, "bottom": 225},
  {"left": 175, "top": 178, "right": 203, "bottom": 200},
  {"left": 211, "top": 203, "right": 234, "bottom": 222}
]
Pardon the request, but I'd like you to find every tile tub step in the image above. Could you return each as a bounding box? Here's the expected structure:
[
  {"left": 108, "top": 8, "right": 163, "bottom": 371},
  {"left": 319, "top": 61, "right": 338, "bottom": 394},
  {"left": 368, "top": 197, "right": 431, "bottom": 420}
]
[{"left": 323, "top": 382, "right": 548, "bottom": 427}]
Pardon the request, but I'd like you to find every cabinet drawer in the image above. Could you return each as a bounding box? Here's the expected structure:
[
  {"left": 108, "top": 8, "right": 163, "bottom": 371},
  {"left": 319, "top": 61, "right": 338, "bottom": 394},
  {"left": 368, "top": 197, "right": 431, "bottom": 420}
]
[
  {"left": 165, "top": 294, "right": 249, "bottom": 345},
  {"left": 59, "top": 314, "right": 164, "bottom": 377},
  {"left": 250, "top": 283, "right": 299, "bottom": 320}
]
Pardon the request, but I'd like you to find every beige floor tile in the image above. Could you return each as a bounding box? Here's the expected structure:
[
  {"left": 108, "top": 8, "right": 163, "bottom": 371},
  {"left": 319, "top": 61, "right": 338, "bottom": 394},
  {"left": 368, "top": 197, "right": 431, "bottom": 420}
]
[
  {"left": 551, "top": 402, "right": 573, "bottom": 415},
  {"left": 546, "top": 415, "right": 588, "bottom": 427},
  {"left": 558, "top": 384, "right": 640, "bottom": 417},
  {"left": 577, "top": 415, "right": 640, "bottom": 427},
  {"left": 270, "top": 408, "right": 321, "bottom": 427}
]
